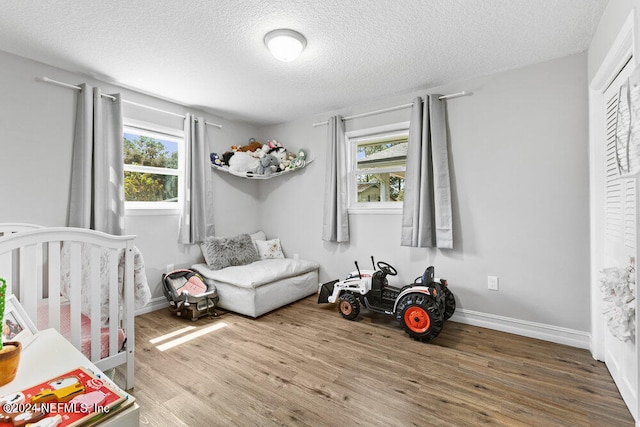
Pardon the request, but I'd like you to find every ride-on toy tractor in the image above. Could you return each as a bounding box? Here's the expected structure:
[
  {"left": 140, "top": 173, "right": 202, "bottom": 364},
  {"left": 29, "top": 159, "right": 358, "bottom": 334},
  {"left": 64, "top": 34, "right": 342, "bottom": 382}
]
[{"left": 318, "top": 257, "right": 455, "bottom": 342}]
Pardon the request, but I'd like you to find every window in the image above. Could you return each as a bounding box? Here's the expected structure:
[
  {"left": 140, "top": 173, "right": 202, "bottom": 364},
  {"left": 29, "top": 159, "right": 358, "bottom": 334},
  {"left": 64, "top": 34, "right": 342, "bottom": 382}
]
[
  {"left": 123, "top": 120, "right": 184, "bottom": 212},
  {"left": 347, "top": 122, "right": 409, "bottom": 213}
]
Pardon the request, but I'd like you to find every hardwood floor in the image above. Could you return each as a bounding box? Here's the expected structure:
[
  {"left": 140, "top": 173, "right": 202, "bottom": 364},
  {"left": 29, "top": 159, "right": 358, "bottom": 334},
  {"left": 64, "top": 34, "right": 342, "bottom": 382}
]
[{"left": 128, "top": 296, "right": 634, "bottom": 426}]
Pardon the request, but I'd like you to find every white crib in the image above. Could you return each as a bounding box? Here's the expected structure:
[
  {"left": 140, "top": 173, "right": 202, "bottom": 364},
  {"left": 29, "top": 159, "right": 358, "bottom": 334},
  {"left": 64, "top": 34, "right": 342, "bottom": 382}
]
[{"left": 0, "top": 225, "right": 137, "bottom": 390}]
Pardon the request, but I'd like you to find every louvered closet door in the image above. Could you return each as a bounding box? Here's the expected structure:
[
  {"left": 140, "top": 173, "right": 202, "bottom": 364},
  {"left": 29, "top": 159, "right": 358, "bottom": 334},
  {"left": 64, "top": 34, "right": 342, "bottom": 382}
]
[{"left": 602, "top": 58, "right": 638, "bottom": 419}]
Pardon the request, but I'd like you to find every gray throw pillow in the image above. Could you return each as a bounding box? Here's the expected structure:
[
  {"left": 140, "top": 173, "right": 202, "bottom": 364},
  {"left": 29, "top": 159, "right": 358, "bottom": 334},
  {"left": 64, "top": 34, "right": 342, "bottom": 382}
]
[{"left": 200, "top": 233, "right": 260, "bottom": 270}]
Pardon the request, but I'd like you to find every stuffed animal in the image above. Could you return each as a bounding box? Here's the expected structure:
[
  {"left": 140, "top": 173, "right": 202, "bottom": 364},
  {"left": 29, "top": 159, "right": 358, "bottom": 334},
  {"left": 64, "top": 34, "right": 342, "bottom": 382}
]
[
  {"left": 257, "top": 154, "right": 280, "bottom": 175},
  {"left": 282, "top": 151, "right": 296, "bottom": 169},
  {"left": 266, "top": 139, "right": 282, "bottom": 150},
  {"left": 210, "top": 152, "right": 223, "bottom": 167},
  {"left": 268, "top": 146, "right": 287, "bottom": 171},
  {"left": 248, "top": 147, "right": 264, "bottom": 158},
  {"left": 291, "top": 149, "right": 306, "bottom": 169},
  {"left": 222, "top": 151, "right": 235, "bottom": 166},
  {"left": 228, "top": 151, "right": 260, "bottom": 174},
  {"left": 237, "top": 139, "right": 263, "bottom": 152}
]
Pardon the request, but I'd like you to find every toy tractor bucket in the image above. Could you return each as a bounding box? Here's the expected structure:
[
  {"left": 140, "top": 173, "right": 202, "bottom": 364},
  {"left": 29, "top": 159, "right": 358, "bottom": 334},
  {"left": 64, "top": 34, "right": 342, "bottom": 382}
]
[{"left": 318, "top": 279, "right": 338, "bottom": 303}]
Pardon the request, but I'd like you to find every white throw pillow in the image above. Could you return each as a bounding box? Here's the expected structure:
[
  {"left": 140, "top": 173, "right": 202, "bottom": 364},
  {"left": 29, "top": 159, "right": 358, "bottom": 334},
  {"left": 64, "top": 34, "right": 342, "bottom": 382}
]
[{"left": 255, "top": 238, "right": 285, "bottom": 259}]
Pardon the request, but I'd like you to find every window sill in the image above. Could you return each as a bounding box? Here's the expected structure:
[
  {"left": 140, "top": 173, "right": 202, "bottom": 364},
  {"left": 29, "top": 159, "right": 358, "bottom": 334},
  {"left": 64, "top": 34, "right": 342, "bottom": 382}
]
[
  {"left": 348, "top": 207, "right": 402, "bottom": 215},
  {"left": 125, "top": 207, "right": 181, "bottom": 216}
]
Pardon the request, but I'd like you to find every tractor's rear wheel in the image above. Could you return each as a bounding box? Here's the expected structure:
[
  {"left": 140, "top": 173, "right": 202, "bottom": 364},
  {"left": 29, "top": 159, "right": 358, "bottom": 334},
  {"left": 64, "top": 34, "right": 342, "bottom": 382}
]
[
  {"left": 442, "top": 287, "right": 456, "bottom": 320},
  {"left": 338, "top": 293, "right": 360, "bottom": 320},
  {"left": 396, "top": 293, "right": 444, "bottom": 341}
]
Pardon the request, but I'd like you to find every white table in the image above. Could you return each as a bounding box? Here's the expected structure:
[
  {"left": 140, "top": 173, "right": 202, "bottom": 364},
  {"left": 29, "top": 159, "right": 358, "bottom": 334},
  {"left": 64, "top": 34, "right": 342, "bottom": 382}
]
[{"left": 0, "top": 328, "right": 139, "bottom": 426}]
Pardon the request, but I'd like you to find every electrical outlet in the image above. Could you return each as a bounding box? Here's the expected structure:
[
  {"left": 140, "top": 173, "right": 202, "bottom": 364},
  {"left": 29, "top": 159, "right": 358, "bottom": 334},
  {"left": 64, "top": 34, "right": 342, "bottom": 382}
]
[
  {"left": 166, "top": 264, "right": 174, "bottom": 274},
  {"left": 488, "top": 276, "right": 499, "bottom": 291}
]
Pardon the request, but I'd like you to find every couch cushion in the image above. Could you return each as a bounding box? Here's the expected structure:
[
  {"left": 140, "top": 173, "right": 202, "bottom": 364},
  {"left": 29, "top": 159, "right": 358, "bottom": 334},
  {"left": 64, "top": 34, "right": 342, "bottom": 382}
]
[
  {"left": 192, "top": 258, "right": 319, "bottom": 289},
  {"left": 200, "top": 233, "right": 259, "bottom": 270}
]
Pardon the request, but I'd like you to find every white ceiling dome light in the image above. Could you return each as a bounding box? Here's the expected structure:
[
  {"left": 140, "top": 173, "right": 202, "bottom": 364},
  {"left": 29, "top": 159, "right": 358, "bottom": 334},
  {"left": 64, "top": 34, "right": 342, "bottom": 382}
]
[{"left": 264, "top": 29, "right": 307, "bottom": 62}]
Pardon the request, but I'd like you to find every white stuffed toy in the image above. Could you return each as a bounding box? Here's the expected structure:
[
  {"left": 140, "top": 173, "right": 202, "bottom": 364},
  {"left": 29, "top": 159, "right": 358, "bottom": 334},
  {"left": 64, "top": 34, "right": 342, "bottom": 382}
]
[{"left": 228, "top": 151, "right": 260, "bottom": 174}]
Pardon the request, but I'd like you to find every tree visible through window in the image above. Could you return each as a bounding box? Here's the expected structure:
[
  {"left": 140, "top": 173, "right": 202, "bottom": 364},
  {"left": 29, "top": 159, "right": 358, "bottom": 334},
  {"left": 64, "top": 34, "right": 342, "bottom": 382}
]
[{"left": 123, "top": 125, "right": 183, "bottom": 208}]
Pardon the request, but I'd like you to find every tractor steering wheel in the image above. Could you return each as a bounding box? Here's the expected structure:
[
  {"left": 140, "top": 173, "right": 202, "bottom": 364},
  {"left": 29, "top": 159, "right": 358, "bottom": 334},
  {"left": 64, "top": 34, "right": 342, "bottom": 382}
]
[{"left": 377, "top": 261, "right": 398, "bottom": 276}]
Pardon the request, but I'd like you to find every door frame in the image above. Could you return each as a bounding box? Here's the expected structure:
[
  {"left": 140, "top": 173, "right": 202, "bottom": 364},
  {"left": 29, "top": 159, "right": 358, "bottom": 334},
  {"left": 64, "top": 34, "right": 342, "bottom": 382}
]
[{"left": 589, "top": 10, "right": 635, "bottom": 361}]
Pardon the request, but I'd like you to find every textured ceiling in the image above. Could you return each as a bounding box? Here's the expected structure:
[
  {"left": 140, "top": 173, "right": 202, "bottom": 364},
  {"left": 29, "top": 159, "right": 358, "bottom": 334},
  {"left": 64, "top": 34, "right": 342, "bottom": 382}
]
[{"left": 0, "top": 0, "right": 607, "bottom": 125}]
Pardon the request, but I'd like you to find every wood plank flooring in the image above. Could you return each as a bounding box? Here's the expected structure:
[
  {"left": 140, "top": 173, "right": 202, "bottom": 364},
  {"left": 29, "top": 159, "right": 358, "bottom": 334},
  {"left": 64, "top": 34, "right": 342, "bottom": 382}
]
[{"left": 127, "top": 296, "right": 634, "bottom": 426}]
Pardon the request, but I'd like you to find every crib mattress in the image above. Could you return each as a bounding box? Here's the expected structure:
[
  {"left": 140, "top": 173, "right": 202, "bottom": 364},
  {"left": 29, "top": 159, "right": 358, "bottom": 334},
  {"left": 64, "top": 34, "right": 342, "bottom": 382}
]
[{"left": 37, "top": 301, "right": 125, "bottom": 360}]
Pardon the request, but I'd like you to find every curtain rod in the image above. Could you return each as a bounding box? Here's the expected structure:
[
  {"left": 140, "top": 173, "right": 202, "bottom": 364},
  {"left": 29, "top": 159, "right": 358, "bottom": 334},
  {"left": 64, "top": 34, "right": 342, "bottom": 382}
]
[
  {"left": 312, "top": 91, "right": 471, "bottom": 127},
  {"left": 40, "top": 76, "right": 223, "bottom": 129}
]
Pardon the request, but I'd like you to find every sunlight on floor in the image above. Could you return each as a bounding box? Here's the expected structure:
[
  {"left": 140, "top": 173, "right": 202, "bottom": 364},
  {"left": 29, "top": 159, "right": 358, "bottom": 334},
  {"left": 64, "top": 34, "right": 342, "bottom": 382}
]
[
  {"left": 149, "top": 326, "right": 197, "bottom": 344},
  {"left": 154, "top": 322, "right": 228, "bottom": 351}
]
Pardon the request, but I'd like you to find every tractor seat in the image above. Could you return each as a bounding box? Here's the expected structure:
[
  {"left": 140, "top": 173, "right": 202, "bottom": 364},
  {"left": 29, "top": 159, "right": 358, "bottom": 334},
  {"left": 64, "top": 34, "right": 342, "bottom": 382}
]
[{"left": 370, "top": 270, "right": 387, "bottom": 299}]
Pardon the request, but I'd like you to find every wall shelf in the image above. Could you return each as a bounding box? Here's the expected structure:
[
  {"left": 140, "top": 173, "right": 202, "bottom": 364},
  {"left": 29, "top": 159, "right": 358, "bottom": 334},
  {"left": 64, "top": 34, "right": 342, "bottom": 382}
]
[{"left": 211, "top": 158, "right": 314, "bottom": 180}]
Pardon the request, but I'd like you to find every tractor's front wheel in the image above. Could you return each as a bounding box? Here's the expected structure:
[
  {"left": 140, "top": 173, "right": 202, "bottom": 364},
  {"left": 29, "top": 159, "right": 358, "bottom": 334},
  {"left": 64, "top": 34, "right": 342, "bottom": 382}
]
[
  {"left": 396, "top": 293, "right": 444, "bottom": 342},
  {"left": 338, "top": 293, "right": 360, "bottom": 320}
]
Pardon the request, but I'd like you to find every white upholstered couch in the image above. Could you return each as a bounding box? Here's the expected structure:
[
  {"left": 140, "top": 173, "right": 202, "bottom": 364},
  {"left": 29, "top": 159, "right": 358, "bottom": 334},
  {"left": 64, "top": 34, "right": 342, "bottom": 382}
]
[{"left": 191, "top": 231, "right": 319, "bottom": 317}]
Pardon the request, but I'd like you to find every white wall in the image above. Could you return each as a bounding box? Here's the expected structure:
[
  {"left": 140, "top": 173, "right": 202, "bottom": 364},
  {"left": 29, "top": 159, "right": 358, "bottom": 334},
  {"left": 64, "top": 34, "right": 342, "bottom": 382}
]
[
  {"left": 0, "top": 47, "right": 591, "bottom": 336},
  {"left": 0, "top": 49, "right": 261, "bottom": 301},
  {"left": 257, "top": 53, "right": 590, "bottom": 333}
]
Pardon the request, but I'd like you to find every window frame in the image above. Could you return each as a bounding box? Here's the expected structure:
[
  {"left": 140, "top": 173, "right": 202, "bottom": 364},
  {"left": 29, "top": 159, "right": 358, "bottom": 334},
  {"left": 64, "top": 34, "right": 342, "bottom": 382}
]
[
  {"left": 123, "top": 119, "right": 185, "bottom": 215},
  {"left": 346, "top": 121, "right": 410, "bottom": 215}
]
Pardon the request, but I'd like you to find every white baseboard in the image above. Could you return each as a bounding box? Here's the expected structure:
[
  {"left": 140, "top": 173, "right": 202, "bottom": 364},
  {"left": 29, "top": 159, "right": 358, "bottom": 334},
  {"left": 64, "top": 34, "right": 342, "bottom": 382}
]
[
  {"left": 135, "top": 296, "right": 169, "bottom": 316},
  {"left": 450, "top": 308, "right": 591, "bottom": 350}
]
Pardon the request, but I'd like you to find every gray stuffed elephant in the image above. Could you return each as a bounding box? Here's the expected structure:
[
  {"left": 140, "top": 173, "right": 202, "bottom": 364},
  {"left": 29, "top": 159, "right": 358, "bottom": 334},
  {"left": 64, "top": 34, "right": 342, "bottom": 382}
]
[{"left": 257, "top": 154, "right": 279, "bottom": 175}]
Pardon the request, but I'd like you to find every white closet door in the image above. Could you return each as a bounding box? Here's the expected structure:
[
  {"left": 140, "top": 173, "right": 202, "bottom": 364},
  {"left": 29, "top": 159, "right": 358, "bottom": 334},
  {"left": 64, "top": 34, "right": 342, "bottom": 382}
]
[{"left": 602, "top": 59, "right": 638, "bottom": 419}]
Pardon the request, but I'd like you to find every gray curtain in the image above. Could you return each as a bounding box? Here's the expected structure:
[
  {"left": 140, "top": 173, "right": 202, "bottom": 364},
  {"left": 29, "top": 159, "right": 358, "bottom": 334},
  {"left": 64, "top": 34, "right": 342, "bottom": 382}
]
[
  {"left": 68, "top": 84, "right": 124, "bottom": 235},
  {"left": 178, "top": 113, "right": 213, "bottom": 244},
  {"left": 322, "top": 116, "right": 349, "bottom": 242},
  {"left": 401, "top": 95, "right": 453, "bottom": 248}
]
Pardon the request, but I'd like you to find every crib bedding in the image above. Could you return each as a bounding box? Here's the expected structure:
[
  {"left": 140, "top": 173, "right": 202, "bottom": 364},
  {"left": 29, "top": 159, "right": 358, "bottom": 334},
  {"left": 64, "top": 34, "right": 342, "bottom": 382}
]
[
  {"left": 37, "top": 301, "right": 125, "bottom": 360},
  {"left": 60, "top": 242, "right": 151, "bottom": 324}
]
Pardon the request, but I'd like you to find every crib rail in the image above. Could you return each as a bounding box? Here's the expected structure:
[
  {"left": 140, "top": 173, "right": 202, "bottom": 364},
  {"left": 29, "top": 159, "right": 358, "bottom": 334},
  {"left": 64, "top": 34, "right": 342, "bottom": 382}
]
[
  {"left": 0, "top": 227, "right": 136, "bottom": 390},
  {"left": 0, "top": 223, "right": 43, "bottom": 238}
]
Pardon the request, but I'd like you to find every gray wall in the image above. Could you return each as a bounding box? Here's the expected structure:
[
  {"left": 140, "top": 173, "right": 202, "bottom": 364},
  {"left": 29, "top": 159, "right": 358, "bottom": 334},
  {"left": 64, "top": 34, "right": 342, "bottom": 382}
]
[
  {"left": 0, "top": 49, "right": 260, "bottom": 301},
  {"left": 0, "top": 48, "right": 590, "bottom": 332},
  {"left": 256, "top": 53, "right": 590, "bottom": 332}
]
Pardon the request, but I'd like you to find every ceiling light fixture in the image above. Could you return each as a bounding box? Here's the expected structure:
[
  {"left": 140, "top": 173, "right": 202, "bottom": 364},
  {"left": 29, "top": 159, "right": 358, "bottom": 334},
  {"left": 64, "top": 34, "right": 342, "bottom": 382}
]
[{"left": 264, "top": 29, "right": 307, "bottom": 62}]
